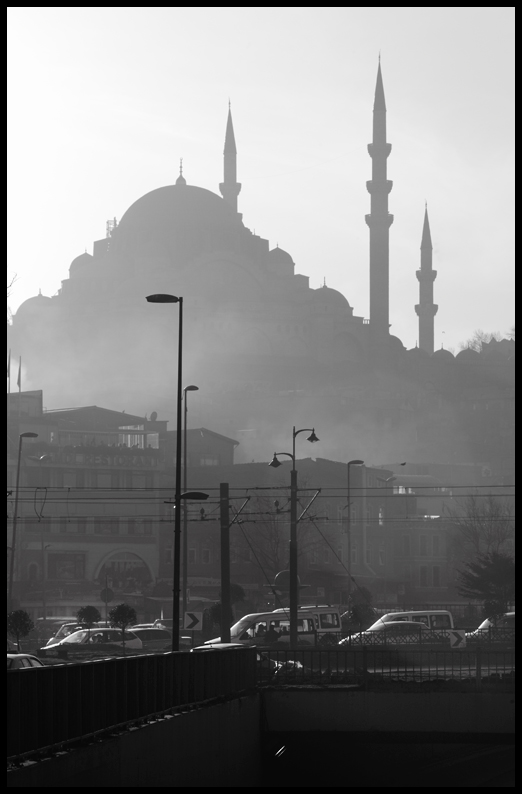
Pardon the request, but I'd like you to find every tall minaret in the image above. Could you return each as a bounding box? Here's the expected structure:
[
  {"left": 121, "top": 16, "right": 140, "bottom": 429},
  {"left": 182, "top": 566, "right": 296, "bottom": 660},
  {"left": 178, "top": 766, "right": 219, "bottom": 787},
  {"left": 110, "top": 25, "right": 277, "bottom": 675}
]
[
  {"left": 219, "top": 105, "right": 241, "bottom": 212},
  {"left": 365, "top": 62, "right": 393, "bottom": 336},
  {"left": 415, "top": 206, "right": 438, "bottom": 354}
]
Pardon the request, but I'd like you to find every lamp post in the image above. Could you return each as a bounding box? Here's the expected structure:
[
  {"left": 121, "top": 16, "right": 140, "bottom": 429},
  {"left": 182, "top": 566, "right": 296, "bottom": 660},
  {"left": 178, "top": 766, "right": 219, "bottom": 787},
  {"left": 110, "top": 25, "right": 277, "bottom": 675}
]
[
  {"left": 146, "top": 293, "right": 184, "bottom": 650},
  {"left": 346, "top": 459, "right": 364, "bottom": 605},
  {"left": 182, "top": 384, "right": 199, "bottom": 622},
  {"left": 8, "top": 431, "right": 38, "bottom": 611},
  {"left": 269, "top": 426, "right": 319, "bottom": 647}
]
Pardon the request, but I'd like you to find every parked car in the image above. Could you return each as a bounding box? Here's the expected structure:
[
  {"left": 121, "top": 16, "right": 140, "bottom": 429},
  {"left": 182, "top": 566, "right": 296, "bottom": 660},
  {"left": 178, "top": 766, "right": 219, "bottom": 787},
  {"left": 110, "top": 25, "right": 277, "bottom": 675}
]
[
  {"left": 8, "top": 653, "right": 46, "bottom": 669},
  {"left": 339, "top": 620, "right": 437, "bottom": 647},
  {"left": 45, "top": 621, "right": 108, "bottom": 646},
  {"left": 465, "top": 612, "right": 515, "bottom": 642},
  {"left": 153, "top": 619, "right": 174, "bottom": 630},
  {"left": 126, "top": 627, "right": 172, "bottom": 651},
  {"left": 39, "top": 627, "right": 143, "bottom": 659}
]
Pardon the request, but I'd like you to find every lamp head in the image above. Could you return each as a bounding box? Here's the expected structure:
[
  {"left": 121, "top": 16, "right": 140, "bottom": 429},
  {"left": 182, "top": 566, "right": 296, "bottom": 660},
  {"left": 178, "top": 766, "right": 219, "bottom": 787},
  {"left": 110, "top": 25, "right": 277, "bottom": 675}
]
[
  {"left": 307, "top": 429, "right": 319, "bottom": 444},
  {"left": 146, "top": 294, "right": 180, "bottom": 304},
  {"left": 348, "top": 459, "right": 364, "bottom": 466},
  {"left": 20, "top": 432, "right": 38, "bottom": 439},
  {"left": 184, "top": 384, "right": 199, "bottom": 393},
  {"left": 269, "top": 453, "right": 282, "bottom": 468}
]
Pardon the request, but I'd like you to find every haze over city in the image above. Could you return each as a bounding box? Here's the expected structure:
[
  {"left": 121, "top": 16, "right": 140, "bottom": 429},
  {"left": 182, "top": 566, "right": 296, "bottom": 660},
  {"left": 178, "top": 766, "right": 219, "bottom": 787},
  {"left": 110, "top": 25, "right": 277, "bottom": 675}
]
[{"left": 7, "top": 7, "right": 514, "bottom": 355}]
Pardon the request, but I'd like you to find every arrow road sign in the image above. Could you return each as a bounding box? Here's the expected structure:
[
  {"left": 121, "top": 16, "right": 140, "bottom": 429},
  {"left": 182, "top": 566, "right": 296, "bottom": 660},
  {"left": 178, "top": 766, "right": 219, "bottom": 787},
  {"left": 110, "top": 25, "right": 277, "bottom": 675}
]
[
  {"left": 449, "top": 630, "right": 466, "bottom": 648},
  {"left": 184, "top": 611, "right": 203, "bottom": 630}
]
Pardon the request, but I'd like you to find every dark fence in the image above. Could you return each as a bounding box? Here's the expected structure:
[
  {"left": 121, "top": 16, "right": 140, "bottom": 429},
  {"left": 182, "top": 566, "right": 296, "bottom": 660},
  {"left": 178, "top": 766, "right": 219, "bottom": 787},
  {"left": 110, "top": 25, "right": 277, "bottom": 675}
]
[
  {"left": 7, "top": 649, "right": 257, "bottom": 759},
  {"left": 261, "top": 646, "right": 516, "bottom": 686}
]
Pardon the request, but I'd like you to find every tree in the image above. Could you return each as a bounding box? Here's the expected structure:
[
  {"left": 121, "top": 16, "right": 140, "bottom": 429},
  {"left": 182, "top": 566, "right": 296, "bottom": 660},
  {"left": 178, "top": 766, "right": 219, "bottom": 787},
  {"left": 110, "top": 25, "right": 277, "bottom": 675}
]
[
  {"left": 108, "top": 603, "right": 137, "bottom": 653},
  {"left": 458, "top": 329, "right": 502, "bottom": 352},
  {"left": 76, "top": 605, "right": 102, "bottom": 638},
  {"left": 208, "top": 583, "right": 247, "bottom": 630},
  {"left": 342, "top": 587, "right": 376, "bottom": 632},
  {"left": 456, "top": 552, "right": 515, "bottom": 616},
  {"left": 446, "top": 494, "right": 514, "bottom": 562},
  {"left": 7, "top": 610, "right": 34, "bottom": 652}
]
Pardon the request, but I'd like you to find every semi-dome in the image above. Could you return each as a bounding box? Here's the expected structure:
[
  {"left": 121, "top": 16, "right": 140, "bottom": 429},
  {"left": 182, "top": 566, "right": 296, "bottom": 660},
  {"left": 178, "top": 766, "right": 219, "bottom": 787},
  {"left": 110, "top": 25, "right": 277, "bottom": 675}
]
[
  {"left": 69, "top": 252, "right": 93, "bottom": 274},
  {"left": 14, "top": 291, "right": 53, "bottom": 320},
  {"left": 456, "top": 347, "right": 480, "bottom": 363},
  {"left": 109, "top": 184, "right": 245, "bottom": 267},
  {"left": 312, "top": 285, "right": 352, "bottom": 313},
  {"left": 268, "top": 246, "right": 294, "bottom": 264},
  {"left": 432, "top": 347, "right": 455, "bottom": 361}
]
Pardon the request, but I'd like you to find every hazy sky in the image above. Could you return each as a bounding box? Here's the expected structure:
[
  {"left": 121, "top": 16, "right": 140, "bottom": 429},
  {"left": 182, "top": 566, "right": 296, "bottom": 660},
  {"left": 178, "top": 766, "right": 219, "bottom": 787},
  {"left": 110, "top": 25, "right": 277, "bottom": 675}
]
[{"left": 7, "top": 7, "right": 514, "bottom": 353}]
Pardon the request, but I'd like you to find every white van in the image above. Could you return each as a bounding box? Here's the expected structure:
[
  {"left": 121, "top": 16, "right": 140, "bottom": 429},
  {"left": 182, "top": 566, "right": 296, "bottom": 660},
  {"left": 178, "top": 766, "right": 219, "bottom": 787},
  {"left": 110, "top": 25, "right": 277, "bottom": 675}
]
[
  {"left": 371, "top": 610, "right": 454, "bottom": 630},
  {"left": 205, "top": 605, "right": 342, "bottom": 648}
]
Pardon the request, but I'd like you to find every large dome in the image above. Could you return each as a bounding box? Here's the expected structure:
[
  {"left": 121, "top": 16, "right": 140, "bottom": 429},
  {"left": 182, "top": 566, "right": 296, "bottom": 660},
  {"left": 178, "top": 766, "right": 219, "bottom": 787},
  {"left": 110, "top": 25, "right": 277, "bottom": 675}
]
[{"left": 109, "top": 183, "right": 245, "bottom": 268}]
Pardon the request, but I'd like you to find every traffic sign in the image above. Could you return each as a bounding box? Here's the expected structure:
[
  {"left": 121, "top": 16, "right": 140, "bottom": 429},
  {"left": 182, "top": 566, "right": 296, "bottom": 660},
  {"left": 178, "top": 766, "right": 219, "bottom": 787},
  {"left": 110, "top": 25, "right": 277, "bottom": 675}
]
[
  {"left": 100, "top": 588, "right": 114, "bottom": 603},
  {"left": 449, "top": 630, "right": 466, "bottom": 648},
  {"left": 184, "top": 611, "right": 203, "bottom": 630}
]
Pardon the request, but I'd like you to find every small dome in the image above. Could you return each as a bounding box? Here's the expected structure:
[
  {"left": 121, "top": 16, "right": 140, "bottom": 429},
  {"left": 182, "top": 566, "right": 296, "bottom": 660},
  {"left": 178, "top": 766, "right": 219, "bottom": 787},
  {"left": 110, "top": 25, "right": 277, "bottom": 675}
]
[
  {"left": 313, "top": 285, "right": 351, "bottom": 312},
  {"left": 456, "top": 347, "right": 480, "bottom": 362},
  {"left": 432, "top": 347, "right": 455, "bottom": 361},
  {"left": 13, "top": 291, "right": 53, "bottom": 320},
  {"left": 406, "top": 346, "right": 430, "bottom": 358},
  {"left": 268, "top": 246, "right": 294, "bottom": 265},
  {"left": 69, "top": 252, "right": 93, "bottom": 273}
]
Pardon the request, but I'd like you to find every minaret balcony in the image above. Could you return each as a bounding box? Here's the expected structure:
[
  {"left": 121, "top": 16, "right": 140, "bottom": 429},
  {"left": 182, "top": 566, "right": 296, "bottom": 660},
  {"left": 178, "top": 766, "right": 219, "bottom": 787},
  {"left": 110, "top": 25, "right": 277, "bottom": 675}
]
[
  {"left": 416, "top": 270, "right": 437, "bottom": 282},
  {"left": 367, "top": 143, "right": 392, "bottom": 157},
  {"left": 366, "top": 180, "right": 393, "bottom": 195},
  {"left": 415, "top": 303, "right": 438, "bottom": 317},
  {"left": 365, "top": 213, "right": 394, "bottom": 228}
]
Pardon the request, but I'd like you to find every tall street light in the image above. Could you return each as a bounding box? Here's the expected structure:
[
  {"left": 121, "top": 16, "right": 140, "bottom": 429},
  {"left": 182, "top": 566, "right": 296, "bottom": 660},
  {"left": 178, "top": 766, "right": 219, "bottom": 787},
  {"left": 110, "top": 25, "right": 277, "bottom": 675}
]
[
  {"left": 269, "top": 426, "right": 319, "bottom": 647},
  {"left": 346, "top": 459, "right": 364, "bottom": 605},
  {"left": 182, "top": 384, "right": 199, "bottom": 622},
  {"left": 146, "top": 293, "right": 184, "bottom": 650},
  {"left": 8, "top": 432, "right": 38, "bottom": 611}
]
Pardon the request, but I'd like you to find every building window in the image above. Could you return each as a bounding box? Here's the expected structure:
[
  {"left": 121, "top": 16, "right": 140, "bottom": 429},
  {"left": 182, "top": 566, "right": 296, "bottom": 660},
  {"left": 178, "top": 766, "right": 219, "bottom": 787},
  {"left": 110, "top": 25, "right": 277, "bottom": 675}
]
[
  {"left": 419, "top": 566, "right": 428, "bottom": 587},
  {"left": 419, "top": 535, "right": 428, "bottom": 556},
  {"left": 379, "top": 542, "right": 386, "bottom": 566},
  {"left": 432, "top": 535, "right": 440, "bottom": 556},
  {"left": 365, "top": 541, "right": 372, "bottom": 565},
  {"left": 323, "top": 548, "right": 330, "bottom": 564},
  {"left": 201, "top": 548, "right": 212, "bottom": 564},
  {"left": 200, "top": 458, "right": 219, "bottom": 466},
  {"left": 378, "top": 506, "right": 384, "bottom": 526},
  {"left": 77, "top": 518, "right": 87, "bottom": 534},
  {"left": 432, "top": 566, "right": 441, "bottom": 587},
  {"left": 350, "top": 540, "right": 358, "bottom": 565},
  {"left": 48, "top": 554, "right": 85, "bottom": 580},
  {"left": 188, "top": 548, "right": 196, "bottom": 565},
  {"left": 165, "top": 546, "right": 173, "bottom": 565},
  {"left": 403, "top": 536, "right": 410, "bottom": 556},
  {"left": 337, "top": 547, "right": 343, "bottom": 564}
]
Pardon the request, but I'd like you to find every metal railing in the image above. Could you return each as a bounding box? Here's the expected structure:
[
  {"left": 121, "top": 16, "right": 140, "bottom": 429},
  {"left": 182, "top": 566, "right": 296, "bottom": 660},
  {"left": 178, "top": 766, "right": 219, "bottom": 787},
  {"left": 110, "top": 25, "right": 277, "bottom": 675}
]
[
  {"left": 259, "top": 647, "right": 515, "bottom": 687},
  {"left": 7, "top": 649, "right": 257, "bottom": 760}
]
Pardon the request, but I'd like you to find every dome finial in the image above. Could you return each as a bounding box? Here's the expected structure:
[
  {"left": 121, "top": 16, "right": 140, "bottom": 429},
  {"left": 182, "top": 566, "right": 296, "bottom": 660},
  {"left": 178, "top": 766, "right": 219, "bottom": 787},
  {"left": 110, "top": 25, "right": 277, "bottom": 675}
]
[{"left": 176, "top": 158, "right": 187, "bottom": 186}]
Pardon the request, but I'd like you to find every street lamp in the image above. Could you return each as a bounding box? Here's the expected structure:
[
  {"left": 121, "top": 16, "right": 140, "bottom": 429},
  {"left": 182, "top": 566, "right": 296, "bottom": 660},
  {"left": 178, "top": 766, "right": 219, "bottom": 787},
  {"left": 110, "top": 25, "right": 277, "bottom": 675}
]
[
  {"left": 269, "top": 426, "right": 319, "bottom": 647},
  {"left": 182, "top": 384, "right": 199, "bottom": 621},
  {"left": 146, "top": 293, "right": 184, "bottom": 650},
  {"left": 346, "top": 459, "right": 364, "bottom": 604},
  {"left": 8, "top": 432, "right": 38, "bottom": 611}
]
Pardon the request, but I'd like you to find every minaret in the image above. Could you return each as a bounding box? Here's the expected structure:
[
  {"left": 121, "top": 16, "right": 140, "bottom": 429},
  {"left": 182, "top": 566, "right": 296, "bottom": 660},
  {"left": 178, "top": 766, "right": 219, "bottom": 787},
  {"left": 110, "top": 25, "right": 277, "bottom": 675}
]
[
  {"left": 365, "top": 62, "right": 393, "bottom": 336},
  {"left": 415, "top": 206, "right": 438, "bottom": 354},
  {"left": 219, "top": 105, "right": 241, "bottom": 212}
]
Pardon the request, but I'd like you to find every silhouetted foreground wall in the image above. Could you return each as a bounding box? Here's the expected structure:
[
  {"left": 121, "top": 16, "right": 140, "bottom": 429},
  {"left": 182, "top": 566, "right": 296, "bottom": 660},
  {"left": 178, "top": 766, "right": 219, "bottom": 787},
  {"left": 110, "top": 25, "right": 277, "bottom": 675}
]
[{"left": 7, "top": 695, "right": 261, "bottom": 788}]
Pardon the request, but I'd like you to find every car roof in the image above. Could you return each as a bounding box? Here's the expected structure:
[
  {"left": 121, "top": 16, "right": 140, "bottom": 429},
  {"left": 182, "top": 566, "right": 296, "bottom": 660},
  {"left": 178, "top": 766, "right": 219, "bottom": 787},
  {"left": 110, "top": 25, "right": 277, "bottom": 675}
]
[{"left": 7, "top": 653, "right": 41, "bottom": 660}]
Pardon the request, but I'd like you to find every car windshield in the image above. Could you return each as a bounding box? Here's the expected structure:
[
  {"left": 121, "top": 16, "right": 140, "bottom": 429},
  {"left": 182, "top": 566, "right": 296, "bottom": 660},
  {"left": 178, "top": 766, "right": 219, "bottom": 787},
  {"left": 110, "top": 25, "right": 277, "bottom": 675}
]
[{"left": 65, "top": 630, "right": 89, "bottom": 643}]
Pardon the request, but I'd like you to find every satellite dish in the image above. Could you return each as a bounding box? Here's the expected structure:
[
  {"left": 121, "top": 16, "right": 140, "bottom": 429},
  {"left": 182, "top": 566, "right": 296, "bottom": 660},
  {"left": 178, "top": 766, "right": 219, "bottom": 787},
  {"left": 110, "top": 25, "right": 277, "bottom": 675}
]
[{"left": 150, "top": 411, "right": 158, "bottom": 422}]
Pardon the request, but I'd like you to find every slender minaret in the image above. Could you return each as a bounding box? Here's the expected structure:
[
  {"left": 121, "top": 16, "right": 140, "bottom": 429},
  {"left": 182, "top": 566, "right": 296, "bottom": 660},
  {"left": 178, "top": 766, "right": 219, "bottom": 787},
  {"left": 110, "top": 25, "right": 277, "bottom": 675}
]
[
  {"left": 219, "top": 105, "right": 241, "bottom": 212},
  {"left": 365, "top": 62, "right": 393, "bottom": 336},
  {"left": 415, "top": 206, "right": 438, "bottom": 354}
]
